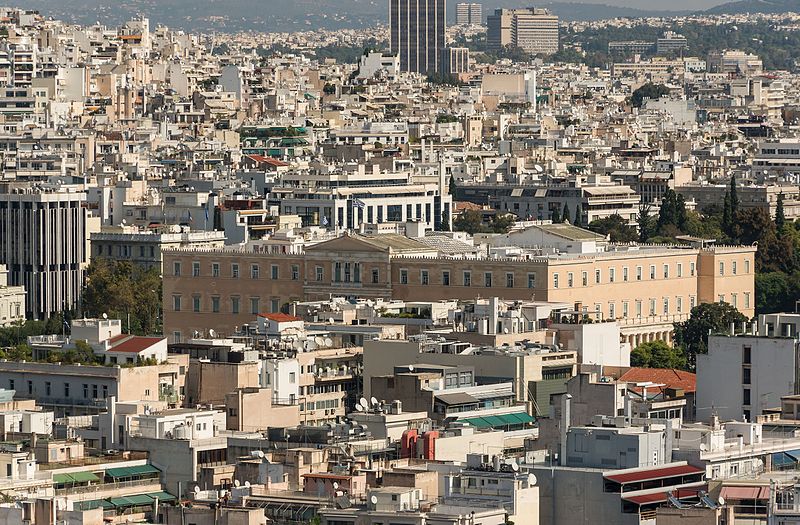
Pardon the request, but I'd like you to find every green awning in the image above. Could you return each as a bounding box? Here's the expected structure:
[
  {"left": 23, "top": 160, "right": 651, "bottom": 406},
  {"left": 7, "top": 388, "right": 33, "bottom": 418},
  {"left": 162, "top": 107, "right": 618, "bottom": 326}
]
[
  {"left": 108, "top": 497, "right": 133, "bottom": 508},
  {"left": 125, "top": 494, "right": 155, "bottom": 506},
  {"left": 128, "top": 464, "right": 160, "bottom": 476},
  {"left": 105, "top": 467, "right": 134, "bottom": 478},
  {"left": 462, "top": 412, "right": 535, "bottom": 429},
  {"left": 53, "top": 473, "right": 74, "bottom": 484},
  {"left": 70, "top": 471, "right": 100, "bottom": 483},
  {"left": 148, "top": 491, "right": 176, "bottom": 502},
  {"left": 74, "top": 499, "right": 112, "bottom": 511}
]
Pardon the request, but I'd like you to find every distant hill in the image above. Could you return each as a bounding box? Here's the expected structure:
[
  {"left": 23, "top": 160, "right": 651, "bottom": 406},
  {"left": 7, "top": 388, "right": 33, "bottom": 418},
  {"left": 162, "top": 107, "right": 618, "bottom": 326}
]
[
  {"left": 704, "top": 0, "right": 800, "bottom": 13},
  {"left": 17, "top": 0, "right": 692, "bottom": 32}
]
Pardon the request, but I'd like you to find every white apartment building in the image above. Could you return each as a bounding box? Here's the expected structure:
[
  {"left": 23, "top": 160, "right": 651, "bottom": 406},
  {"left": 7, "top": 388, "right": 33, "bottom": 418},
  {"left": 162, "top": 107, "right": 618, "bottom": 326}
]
[{"left": 0, "top": 264, "right": 24, "bottom": 327}]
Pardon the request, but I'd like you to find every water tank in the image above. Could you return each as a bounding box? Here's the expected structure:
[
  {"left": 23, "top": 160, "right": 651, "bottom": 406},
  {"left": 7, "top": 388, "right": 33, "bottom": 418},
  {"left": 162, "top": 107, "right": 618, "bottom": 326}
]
[{"left": 172, "top": 424, "right": 189, "bottom": 440}]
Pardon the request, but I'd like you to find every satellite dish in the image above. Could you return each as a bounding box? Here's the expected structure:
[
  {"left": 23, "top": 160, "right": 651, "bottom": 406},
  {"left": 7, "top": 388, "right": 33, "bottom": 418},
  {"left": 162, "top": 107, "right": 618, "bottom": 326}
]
[
  {"left": 408, "top": 365, "right": 414, "bottom": 372},
  {"left": 332, "top": 482, "right": 339, "bottom": 490},
  {"left": 370, "top": 495, "right": 378, "bottom": 505},
  {"left": 503, "top": 328, "right": 509, "bottom": 334},
  {"left": 314, "top": 336, "right": 325, "bottom": 346},
  {"left": 511, "top": 462, "right": 519, "bottom": 472},
  {"left": 244, "top": 481, "right": 251, "bottom": 487},
  {"left": 234, "top": 479, "right": 240, "bottom": 487},
  {"left": 102, "top": 312, "right": 108, "bottom": 319},
  {"left": 257, "top": 450, "right": 265, "bottom": 459},
  {"left": 534, "top": 164, "right": 544, "bottom": 173},
  {"left": 718, "top": 496, "right": 726, "bottom": 506},
  {"left": 328, "top": 317, "right": 335, "bottom": 324},
  {"left": 355, "top": 404, "right": 364, "bottom": 412},
  {"left": 528, "top": 474, "right": 536, "bottom": 485},
  {"left": 120, "top": 219, "right": 126, "bottom": 225},
  {"left": 209, "top": 329, "right": 216, "bottom": 338},
  {"left": 359, "top": 397, "right": 369, "bottom": 409},
  {"left": 370, "top": 396, "right": 378, "bottom": 407},
  {"left": 193, "top": 485, "right": 200, "bottom": 494},
  {"left": 324, "top": 337, "right": 333, "bottom": 347}
]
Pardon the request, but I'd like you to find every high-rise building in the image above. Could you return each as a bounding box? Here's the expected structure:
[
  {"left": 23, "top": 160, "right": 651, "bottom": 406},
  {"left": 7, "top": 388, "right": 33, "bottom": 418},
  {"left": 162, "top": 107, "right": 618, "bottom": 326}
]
[
  {"left": 441, "top": 47, "right": 470, "bottom": 75},
  {"left": 456, "top": 3, "right": 482, "bottom": 25},
  {"left": 487, "top": 8, "right": 559, "bottom": 56},
  {"left": 389, "top": 0, "right": 446, "bottom": 75},
  {"left": 0, "top": 186, "right": 89, "bottom": 319}
]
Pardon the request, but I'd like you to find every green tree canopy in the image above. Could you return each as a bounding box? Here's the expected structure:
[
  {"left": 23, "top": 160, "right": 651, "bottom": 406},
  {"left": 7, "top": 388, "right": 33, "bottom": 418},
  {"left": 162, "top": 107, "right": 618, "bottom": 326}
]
[
  {"left": 630, "top": 340, "right": 687, "bottom": 370},
  {"left": 673, "top": 302, "right": 747, "bottom": 371},
  {"left": 588, "top": 214, "right": 638, "bottom": 242},
  {"left": 631, "top": 83, "right": 670, "bottom": 107}
]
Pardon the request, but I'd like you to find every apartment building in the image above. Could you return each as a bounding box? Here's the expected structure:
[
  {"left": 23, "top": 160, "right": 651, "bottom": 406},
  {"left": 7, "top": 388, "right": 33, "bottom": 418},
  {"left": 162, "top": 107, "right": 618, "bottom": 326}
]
[
  {"left": 0, "top": 186, "right": 91, "bottom": 319},
  {"left": 487, "top": 8, "right": 559, "bottom": 56},
  {"left": 163, "top": 235, "right": 756, "bottom": 346},
  {"left": 456, "top": 3, "right": 482, "bottom": 25},
  {"left": 0, "top": 264, "right": 24, "bottom": 327}
]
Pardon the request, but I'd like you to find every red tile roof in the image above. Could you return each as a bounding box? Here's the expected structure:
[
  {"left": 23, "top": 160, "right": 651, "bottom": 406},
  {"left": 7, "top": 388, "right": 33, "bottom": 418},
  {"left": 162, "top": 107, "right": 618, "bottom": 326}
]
[
  {"left": 245, "top": 154, "right": 289, "bottom": 167},
  {"left": 108, "top": 335, "right": 164, "bottom": 353},
  {"left": 619, "top": 367, "right": 697, "bottom": 393},
  {"left": 720, "top": 486, "right": 771, "bottom": 500},
  {"left": 258, "top": 313, "right": 302, "bottom": 323},
  {"left": 604, "top": 464, "right": 704, "bottom": 485}
]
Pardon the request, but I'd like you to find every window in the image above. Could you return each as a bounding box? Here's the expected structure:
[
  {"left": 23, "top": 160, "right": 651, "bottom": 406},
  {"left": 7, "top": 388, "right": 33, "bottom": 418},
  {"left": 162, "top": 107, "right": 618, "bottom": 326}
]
[
  {"left": 173, "top": 295, "right": 181, "bottom": 311},
  {"left": 232, "top": 264, "right": 240, "bottom": 278},
  {"left": 92, "top": 384, "right": 98, "bottom": 398},
  {"left": 289, "top": 372, "right": 296, "bottom": 383},
  {"left": 27, "top": 381, "right": 32, "bottom": 395},
  {"left": 271, "top": 265, "right": 279, "bottom": 279},
  {"left": 582, "top": 271, "right": 588, "bottom": 286},
  {"left": 193, "top": 295, "right": 201, "bottom": 312},
  {"left": 192, "top": 262, "right": 200, "bottom": 277},
  {"left": 732, "top": 261, "right": 737, "bottom": 275},
  {"left": 64, "top": 383, "right": 69, "bottom": 397},
  {"left": 211, "top": 296, "right": 220, "bottom": 313},
  {"left": 250, "top": 297, "right": 260, "bottom": 315},
  {"left": 251, "top": 264, "right": 259, "bottom": 279},
  {"left": 677, "top": 296, "right": 682, "bottom": 313},
  {"left": 718, "top": 294, "right": 725, "bottom": 303},
  {"left": 677, "top": 263, "right": 682, "bottom": 277},
  {"left": 690, "top": 296, "right": 696, "bottom": 308},
  {"left": 609, "top": 303, "right": 615, "bottom": 319},
  {"left": 45, "top": 382, "right": 51, "bottom": 396},
  {"left": 636, "top": 266, "right": 642, "bottom": 281},
  {"left": 316, "top": 266, "right": 323, "bottom": 282},
  {"left": 484, "top": 272, "right": 492, "bottom": 287},
  {"left": 731, "top": 293, "right": 738, "bottom": 308},
  {"left": 506, "top": 272, "right": 514, "bottom": 288},
  {"left": 663, "top": 297, "right": 669, "bottom": 314},
  {"left": 745, "top": 260, "right": 750, "bottom": 273},
  {"left": 528, "top": 273, "right": 536, "bottom": 288},
  {"left": 463, "top": 271, "right": 471, "bottom": 287},
  {"left": 719, "top": 262, "right": 724, "bottom": 276},
  {"left": 744, "top": 292, "right": 750, "bottom": 308},
  {"left": 636, "top": 300, "right": 642, "bottom": 317},
  {"left": 609, "top": 268, "right": 615, "bottom": 283},
  {"left": 271, "top": 298, "right": 279, "bottom": 313},
  {"left": 211, "top": 263, "right": 220, "bottom": 277},
  {"left": 649, "top": 299, "right": 656, "bottom": 316},
  {"left": 173, "top": 262, "right": 181, "bottom": 276},
  {"left": 743, "top": 388, "right": 751, "bottom": 406},
  {"left": 292, "top": 265, "right": 299, "bottom": 280},
  {"left": 400, "top": 270, "right": 408, "bottom": 284},
  {"left": 231, "top": 297, "right": 240, "bottom": 314},
  {"left": 553, "top": 273, "right": 559, "bottom": 288},
  {"left": 622, "top": 267, "right": 628, "bottom": 282},
  {"left": 595, "top": 269, "right": 601, "bottom": 284},
  {"left": 421, "top": 270, "right": 429, "bottom": 285},
  {"left": 442, "top": 271, "right": 450, "bottom": 286},
  {"left": 650, "top": 265, "right": 656, "bottom": 279},
  {"left": 567, "top": 273, "right": 573, "bottom": 288},
  {"left": 743, "top": 346, "right": 752, "bottom": 364},
  {"left": 83, "top": 384, "right": 88, "bottom": 398},
  {"left": 690, "top": 262, "right": 696, "bottom": 276},
  {"left": 742, "top": 367, "right": 751, "bottom": 385},
  {"left": 622, "top": 302, "right": 629, "bottom": 318},
  {"left": 663, "top": 264, "right": 669, "bottom": 279}
]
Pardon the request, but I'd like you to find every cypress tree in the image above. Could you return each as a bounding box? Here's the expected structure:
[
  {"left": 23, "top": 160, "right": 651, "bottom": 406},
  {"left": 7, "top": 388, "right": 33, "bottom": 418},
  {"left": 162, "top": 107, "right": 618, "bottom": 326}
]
[
  {"left": 551, "top": 206, "right": 561, "bottom": 223},
  {"left": 776, "top": 193, "right": 786, "bottom": 230},
  {"left": 562, "top": 203, "right": 570, "bottom": 224},
  {"left": 730, "top": 176, "right": 739, "bottom": 215}
]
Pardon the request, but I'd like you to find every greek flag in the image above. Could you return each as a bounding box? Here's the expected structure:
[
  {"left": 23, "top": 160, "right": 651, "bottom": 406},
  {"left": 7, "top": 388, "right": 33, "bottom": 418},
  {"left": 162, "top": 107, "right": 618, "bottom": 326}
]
[{"left": 353, "top": 198, "right": 366, "bottom": 209}]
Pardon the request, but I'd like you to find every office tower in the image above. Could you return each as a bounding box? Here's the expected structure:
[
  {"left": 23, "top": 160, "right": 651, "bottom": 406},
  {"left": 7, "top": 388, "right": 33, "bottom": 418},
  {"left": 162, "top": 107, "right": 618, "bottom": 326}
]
[
  {"left": 0, "top": 186, "right": 88, "bottom": 319},
  {"left": 456, "top": 3, "right": 482, "bottom": 25},
  {"left": 389, "top": 0, "right": 446, "bottom": 75},
  {"left": 487, "top": 8, "right": 559, "bottom": 56},
  {"left": 441, "top": 47, "right": 470, "bottom": 75}
]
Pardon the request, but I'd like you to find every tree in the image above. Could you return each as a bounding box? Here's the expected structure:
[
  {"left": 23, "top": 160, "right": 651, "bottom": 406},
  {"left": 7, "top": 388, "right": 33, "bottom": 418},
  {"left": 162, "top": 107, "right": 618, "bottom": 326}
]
[
  {"left": 630, "top": 340, "right": 687, "bottom": 370},
  {"left": 550, "top": 206, "right": 561, "bottom": 224},
  {"left": 449, "top": 175, "right": 457, "bottom": 195},
  {"left": 453, "top": 210, "right": 484, "bottom": 235},
  {"left": 755, "top": 271, "right": 800, "bottom": 314},
  {"left": 631, "top": 83, "right": 670, "bottom": 108},
  {"left": 637, "top": 205, "right": 654, "bottom": 242},
  {"left": 562, "top": 203, "right": 571, "bottom": 224},
  {"left": 573, "top": 206, "right": 582, "bottom": 227},
  {"left": 673, "top": 302, "right": 747, "bottom": 371},
  {"left": 729, "top": 176, "right": 739, "bottom": 216},
  {"left": 490, "top": 214, "right": 515, "bottom": 234},
  {"left": 82, "top": 259, "right": 162, "bottom": 335},
  {"left": 587, "top": 214, "right": 638, "bottom": 242},
  {"left": 440, "top": 210, "right": 450, "bottom": 231},
  {"left": 722, "top": 191, "right": 732, "bottom": 237},
  {"left": 776, "top": 193, "right": 786, "bottom": 230}
]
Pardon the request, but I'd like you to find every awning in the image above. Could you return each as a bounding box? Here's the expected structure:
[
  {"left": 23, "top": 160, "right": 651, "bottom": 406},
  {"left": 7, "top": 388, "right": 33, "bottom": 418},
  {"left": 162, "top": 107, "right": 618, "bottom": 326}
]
[
  {"left": 720, "top": 486, "right": 771, "bottom": 500},
  {"left": 148, "top": 491, "right": 176, "bottom": 502},
  {"left": 125, "top": 494, "right": 155, "bottom": 506},
  {"left": 105, "top": 464, "right": 160, "bottom": 479},
  {"left": 461, "top": 412, "right": 535, "bottom": 428},
  {"left": 52, "top": 473, "right": 73, "bottom": 484},
  {"left": 605, "top": 464, "right": 704, "bottom": 484},
  {"left": 70, "top": 471, "right": 100, "bottom": 483},
  {"left": 74, "top": 499, "right": 113, "bottom": 511},
  {"left": 772, "top": 452, "right": 797, "bottom": 467}
]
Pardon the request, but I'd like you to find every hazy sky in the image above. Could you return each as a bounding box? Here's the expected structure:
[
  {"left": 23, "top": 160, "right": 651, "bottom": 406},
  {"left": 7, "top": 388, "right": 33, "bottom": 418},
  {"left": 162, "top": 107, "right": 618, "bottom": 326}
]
[{"left": 476, "top": 0, "right": 726, "bottom": 13}]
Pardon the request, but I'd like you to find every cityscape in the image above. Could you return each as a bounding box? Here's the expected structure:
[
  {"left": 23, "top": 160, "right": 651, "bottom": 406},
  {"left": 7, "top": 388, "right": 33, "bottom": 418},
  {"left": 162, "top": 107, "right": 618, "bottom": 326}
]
[{"left": 0, "top": 1, "right": 799, "bottom": 524}]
